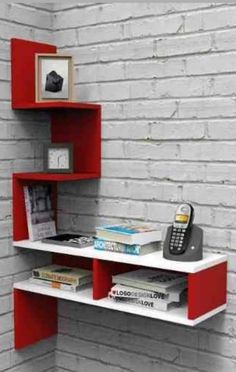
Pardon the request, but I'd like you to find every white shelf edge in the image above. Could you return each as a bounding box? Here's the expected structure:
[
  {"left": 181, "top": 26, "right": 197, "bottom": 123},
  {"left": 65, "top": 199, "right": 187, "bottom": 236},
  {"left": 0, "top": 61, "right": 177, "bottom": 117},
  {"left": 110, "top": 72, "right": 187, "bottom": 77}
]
[
  {"left": 191, "top": 304, "right": 226, "bottom": 325},
  {"left": 13, "top": 239, "right": 227, "bottom": 274},
  {"left": 13, "top": 280, "right": 226, "bottom": 327}
]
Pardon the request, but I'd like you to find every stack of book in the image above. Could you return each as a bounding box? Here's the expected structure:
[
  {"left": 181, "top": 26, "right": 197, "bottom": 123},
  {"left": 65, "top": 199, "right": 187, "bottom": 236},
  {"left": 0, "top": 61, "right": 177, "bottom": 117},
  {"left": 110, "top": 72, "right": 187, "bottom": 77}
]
[
  {"left": 109, "top": 268, "right": 187, "bottom": 312},
  {"left": 94, "top": 224, "right": 162, "bottom": 256},
  {"left": 30, "top": 264, "right": 92, "bottom": 292}
]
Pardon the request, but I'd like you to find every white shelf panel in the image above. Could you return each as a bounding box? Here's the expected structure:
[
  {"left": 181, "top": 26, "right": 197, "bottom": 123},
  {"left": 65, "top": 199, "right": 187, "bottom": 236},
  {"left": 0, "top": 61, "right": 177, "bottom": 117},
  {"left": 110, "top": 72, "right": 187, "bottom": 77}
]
[
  {"left": 14, "top": 280, "right": 226, "bottom": 326},
  {"left": 13, "top": 239, "right": 227, "bottom": 273}
]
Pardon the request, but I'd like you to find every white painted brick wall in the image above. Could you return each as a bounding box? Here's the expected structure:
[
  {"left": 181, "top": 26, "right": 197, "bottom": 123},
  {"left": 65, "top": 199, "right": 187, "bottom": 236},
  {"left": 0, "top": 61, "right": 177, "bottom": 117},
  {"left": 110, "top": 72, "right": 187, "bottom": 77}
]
[
  {"left": 2, "top": 2, "right": 236, "bottom": 372},
  {"left": 53, "top": 2, "right": 236, "bottom": 372},
  {"left": 0, "top": 3, "right": 55, "bottom": 372}
]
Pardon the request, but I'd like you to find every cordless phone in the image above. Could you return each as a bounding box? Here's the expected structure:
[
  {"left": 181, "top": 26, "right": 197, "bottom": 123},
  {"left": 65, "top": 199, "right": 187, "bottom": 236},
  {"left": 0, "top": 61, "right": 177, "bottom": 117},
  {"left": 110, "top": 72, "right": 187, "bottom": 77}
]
[
  {"left": 163, "top": 203, "right": 203, "bottom": 262},
  {"left": 169, "top": 203, "right": 194, "bottom": 255}
]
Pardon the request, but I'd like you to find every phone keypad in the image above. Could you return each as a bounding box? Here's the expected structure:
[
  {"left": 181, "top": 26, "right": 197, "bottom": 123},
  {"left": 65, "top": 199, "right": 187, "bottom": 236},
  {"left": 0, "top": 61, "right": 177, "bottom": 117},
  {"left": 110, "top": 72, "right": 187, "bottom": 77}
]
[{"left": 170, "top": 227, "right": 186, "bottom": 253}]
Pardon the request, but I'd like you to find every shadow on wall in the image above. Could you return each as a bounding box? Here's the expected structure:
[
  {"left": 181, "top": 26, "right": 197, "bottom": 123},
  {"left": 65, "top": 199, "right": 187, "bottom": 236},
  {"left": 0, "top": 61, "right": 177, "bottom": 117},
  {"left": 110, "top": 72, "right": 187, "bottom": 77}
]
[
  {"left": 56, "top": 300, "right": 228, "bottom": 372},
  {"left": 10, "top": 109, "right": 51, "bottom": 173},
  {"left": 57, "top": 179, "right": 101, "bottom": 234}
]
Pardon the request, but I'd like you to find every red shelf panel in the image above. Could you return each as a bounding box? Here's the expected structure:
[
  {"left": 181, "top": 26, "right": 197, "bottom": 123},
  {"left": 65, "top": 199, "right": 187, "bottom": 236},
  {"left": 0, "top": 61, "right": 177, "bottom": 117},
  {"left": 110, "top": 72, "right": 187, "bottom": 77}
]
[
  {"left": 14, "top": 289, "right": 57, "bottom": 349},
  {"left": 11, "top": 38, "right": 102, "bottom": 349},
  {"left": 11, "top": 38, "right": 56, "bottom": 107},
  {"left": 11, "top": 38, "right": 100, "bottom": 111},
  {"left": 188, "top": 262, "right": 227, "bottom": 320},
  {"left": 14, "top": 172, "right": 100, "bottom": 182},
  {"left": 11, "top": 38, "right": 101, "bottom": 176}
]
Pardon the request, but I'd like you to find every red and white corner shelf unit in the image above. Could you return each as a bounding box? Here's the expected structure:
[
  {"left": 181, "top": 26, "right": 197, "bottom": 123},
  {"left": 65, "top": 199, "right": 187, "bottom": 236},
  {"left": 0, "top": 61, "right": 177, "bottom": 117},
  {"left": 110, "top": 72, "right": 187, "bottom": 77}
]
[{"left": 11, "top": 38, "right": 227, "bottom": 350}]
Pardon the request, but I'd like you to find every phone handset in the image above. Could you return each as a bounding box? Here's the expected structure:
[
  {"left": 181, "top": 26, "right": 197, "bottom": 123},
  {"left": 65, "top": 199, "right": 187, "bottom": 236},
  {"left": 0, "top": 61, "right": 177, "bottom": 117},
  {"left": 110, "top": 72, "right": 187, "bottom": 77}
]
[
  {"left": 170, "top": 204, "right": 194, "bottom": 255},
  {"left": 163, "top": 203, "right": 203, "bottom": 262}
]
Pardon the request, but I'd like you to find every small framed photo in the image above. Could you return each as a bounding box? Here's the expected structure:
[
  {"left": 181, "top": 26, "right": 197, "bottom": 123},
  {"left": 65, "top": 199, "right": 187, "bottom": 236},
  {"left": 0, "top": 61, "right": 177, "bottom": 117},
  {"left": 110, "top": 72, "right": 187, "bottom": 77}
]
[
  {"left": 35, "top": 54, "right": 74, "bottom": 102},
  {"left": 44, "top": 143, "right": 74, "bottom": 173}
]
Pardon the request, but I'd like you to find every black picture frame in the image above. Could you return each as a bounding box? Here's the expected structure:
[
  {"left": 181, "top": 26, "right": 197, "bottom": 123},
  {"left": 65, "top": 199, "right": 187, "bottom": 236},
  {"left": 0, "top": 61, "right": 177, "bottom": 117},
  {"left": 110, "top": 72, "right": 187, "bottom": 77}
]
[{"left": 44, "top": 143, "right": 74, "bottom": 173}]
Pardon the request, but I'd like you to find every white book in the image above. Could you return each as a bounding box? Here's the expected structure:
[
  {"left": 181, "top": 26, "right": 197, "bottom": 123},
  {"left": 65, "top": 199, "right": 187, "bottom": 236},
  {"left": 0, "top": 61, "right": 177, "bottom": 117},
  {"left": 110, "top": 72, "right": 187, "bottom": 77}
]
[
  {"left": 29, "top": 277, "right": 80, "bottom": 292},
  {"left": 24, "top": 184, "right": 56, "bottom": 241},
  {"left": 94, "top": 238, "right": 160, "bottom": 255},
  {"left": 96, "top": 224, "right": 162, "bottom": 245},
  {"left": 108, "top": 292, "right": 169, "bottom": 311},
  {"left": 32, "top": 264, "right": 92, "bottom": 286},
  {"left": 112, "top": 269, "right": 187, "bottom": 294}
]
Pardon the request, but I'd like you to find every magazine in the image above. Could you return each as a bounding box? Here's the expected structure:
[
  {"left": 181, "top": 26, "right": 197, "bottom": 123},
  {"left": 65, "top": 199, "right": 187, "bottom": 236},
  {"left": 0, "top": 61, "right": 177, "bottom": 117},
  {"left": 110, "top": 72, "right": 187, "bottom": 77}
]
[{"left": 24, "top": 184, "right": 56, "bottom": 241}]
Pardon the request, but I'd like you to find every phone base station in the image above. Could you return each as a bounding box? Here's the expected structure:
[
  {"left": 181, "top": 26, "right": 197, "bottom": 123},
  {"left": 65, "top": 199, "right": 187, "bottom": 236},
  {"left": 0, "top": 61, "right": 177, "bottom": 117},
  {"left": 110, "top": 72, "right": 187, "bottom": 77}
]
[{"left": 163, "top": 225, "right": 203, "bottom": 262}]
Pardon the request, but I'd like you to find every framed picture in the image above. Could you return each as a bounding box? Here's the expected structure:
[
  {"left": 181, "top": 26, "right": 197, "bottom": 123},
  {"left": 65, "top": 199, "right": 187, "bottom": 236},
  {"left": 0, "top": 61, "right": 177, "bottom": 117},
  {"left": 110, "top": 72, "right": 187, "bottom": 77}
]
[
  {"left": 44, "top": 143, "right": 74, "bottom": 173},
  {"left": 35, "top": 54, "right": 74, "bottom": 102}
]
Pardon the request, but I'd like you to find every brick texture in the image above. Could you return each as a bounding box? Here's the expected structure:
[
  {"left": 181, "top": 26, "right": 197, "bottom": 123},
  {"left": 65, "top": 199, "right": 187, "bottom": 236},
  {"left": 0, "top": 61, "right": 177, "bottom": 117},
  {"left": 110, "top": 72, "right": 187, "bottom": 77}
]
[
  {"left": 2, "top": 2, "right": 236, "bottom": 372},
  {"left": 54, "top": 3, "right": 236, "bottom": 372},
  {"left": 0, "top": 3, "right": 55, "bottom": 372}
]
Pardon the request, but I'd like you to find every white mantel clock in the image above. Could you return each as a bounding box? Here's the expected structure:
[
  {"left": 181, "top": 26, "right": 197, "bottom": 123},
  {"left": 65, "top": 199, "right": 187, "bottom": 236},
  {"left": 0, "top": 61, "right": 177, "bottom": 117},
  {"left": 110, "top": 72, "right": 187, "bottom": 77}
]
[{"left": 44, "top": 143, "right": 73, "bottom": 173}]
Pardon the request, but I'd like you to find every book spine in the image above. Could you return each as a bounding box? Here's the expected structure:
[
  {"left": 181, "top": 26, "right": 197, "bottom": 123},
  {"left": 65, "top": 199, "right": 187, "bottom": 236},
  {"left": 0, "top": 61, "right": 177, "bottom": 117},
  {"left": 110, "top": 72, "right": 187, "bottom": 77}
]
[
  {"left": 32, "top": 270, "right": 80, "bottom": 286},
  {"left": 29, "top": 278, "right": 78, "bottom": 292},
  {"left": 94, "top": 239, "right": 141, "bottom": 255},
  {"left": 111, "top": 287, "right": 168, "bottom": 301},
  {"left": 112, "top": 278, "right": 168, "bottom": 294},
  {"left": 109, "top": 294, "right": 168, "bottom": 311}
]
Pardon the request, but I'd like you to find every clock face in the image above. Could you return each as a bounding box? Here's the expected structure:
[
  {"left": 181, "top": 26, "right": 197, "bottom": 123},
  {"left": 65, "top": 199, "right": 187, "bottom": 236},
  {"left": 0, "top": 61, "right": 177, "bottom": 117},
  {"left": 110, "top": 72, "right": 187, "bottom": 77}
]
[{"left": 48, "top": 148, "right": 70, "bottom": 170}]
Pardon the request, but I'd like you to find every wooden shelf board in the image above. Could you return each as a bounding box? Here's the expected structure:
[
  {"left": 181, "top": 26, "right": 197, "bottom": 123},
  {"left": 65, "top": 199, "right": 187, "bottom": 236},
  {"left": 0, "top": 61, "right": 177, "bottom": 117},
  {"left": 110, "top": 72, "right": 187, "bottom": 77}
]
[
  {"left": 13, "top": 172, "right": 100, "bottom": 182},
  {"left": 13, "top": 280, "right": 226, "bottom": 326},
  {"left": 13, "top": 239, "right": 227, "bottom": 274}
]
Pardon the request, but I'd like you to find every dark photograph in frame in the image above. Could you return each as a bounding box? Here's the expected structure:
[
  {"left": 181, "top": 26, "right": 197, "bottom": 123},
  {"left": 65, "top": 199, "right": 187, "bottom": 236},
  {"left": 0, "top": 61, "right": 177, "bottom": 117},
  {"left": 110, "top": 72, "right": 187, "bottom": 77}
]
[{"left": 35, "top": 53, "right": 74, "bottom": 102}]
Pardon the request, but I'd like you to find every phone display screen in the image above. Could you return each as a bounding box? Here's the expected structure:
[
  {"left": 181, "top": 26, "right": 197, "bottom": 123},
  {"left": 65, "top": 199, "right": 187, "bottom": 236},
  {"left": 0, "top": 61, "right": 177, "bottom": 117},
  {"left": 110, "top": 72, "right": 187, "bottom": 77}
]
[{"left": 175, "top": 214, "right": 189, "bottom": 224}]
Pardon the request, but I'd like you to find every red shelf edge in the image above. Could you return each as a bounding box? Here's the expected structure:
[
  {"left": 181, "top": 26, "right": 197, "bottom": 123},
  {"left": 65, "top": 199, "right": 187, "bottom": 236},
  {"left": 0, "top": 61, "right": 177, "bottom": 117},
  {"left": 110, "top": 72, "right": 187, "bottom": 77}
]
[
  {"left": 188, "top": 262, "right": 227, "bottom": 320},
  {"left": 13, "top": 172, "right": 101, "bottom": 182},
  {"left": 12, "top": 101, "right": 101, "bottom": 111}
]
